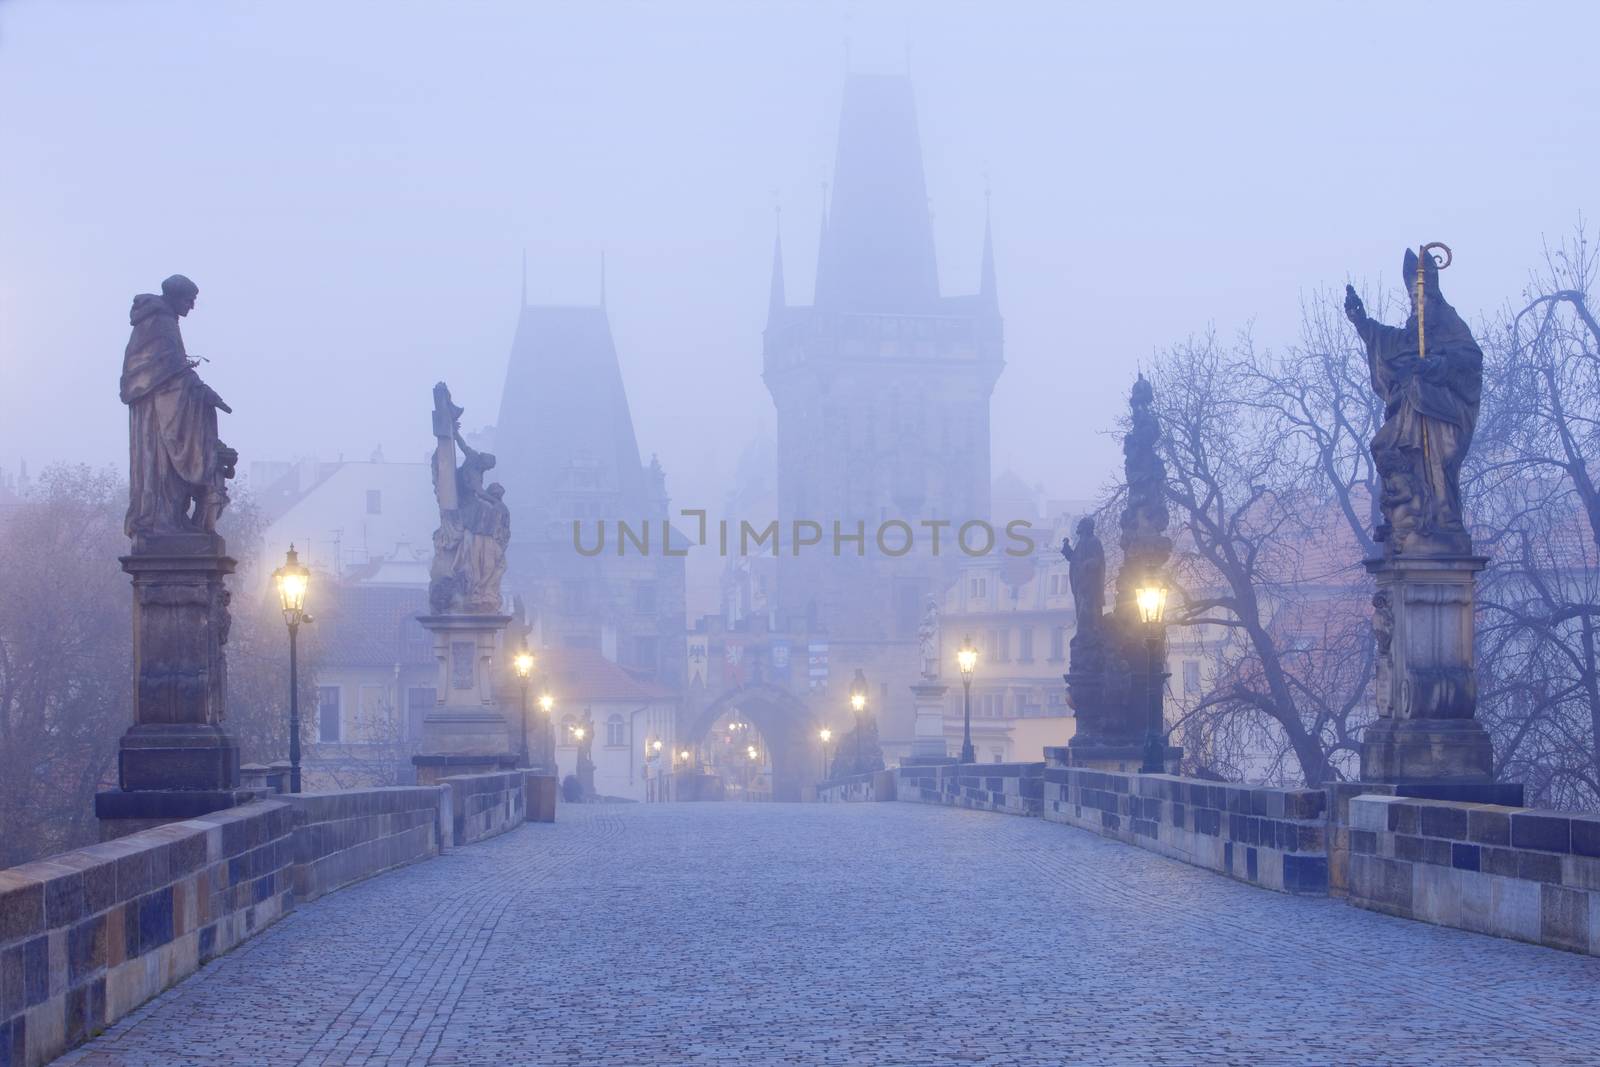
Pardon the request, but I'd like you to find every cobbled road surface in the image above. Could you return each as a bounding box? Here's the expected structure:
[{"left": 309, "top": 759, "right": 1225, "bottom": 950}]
[{"left": 54, "top": 802, "right": 1600, "bottom": 1066}]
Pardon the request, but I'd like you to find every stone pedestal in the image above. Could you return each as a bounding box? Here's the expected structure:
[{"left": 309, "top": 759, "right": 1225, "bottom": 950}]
[
  {"left": 905, "top": 682, "right": 953, "bottom": 764},
  {"left": 96, "top": 534, "right": 252, "bottom": 839},
  {"left": 1058, "top": 742, "right": 1183, "bottom": 775},
  {"left": 411, "top": 613, "right": 517, "bottom": 785},
  {"left": 1361, "top": 554, "right": 1500, "bottom": 792}
]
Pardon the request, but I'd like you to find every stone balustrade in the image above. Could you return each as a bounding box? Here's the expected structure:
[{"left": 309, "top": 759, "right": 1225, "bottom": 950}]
[
  {"left": 896, "top": 762, "right": 1043, "bottom": 815},
  {"left": 1, "top": 772, "right": 558, "bottom": 1067},
  {"left": 1042, "top": 764, "right": 1330, "bottom": 895},
  {"left": 815, "top": 770, "right": 897, "bottom": 803},
  {"left": 0, "top": 800, "right": 295, "bottom": 1067},
  {"left": 1345, "top": 794, "right": 1600, "bottom": 956}
]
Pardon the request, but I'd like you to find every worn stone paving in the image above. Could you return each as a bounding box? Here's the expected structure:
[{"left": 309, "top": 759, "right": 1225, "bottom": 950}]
[{"left": 54, "top": 803, "right": 1600, "bottom": 1066}]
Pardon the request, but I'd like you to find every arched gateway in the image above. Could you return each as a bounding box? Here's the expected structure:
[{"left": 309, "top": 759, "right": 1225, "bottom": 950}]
[{"left": 687, "top": 683, "right": 819, "bottom": 801}]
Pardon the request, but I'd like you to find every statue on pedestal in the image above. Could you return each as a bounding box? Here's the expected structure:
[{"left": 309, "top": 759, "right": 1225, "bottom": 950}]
[
  {"left": 428, "top": 383, "right": 510, "bottom": 614},
  {"left": 1060, "top": 517, "right": 1105, "bottom": 633},
  {"left": 917, "top": 596, "right": 941, "bottom": 680},
  {"left": 1344, "top": 246, "right": 1482, "bottom": 556},
  {"left": 121, "top": 274, "right": 236, "bottom": 541},
  {"left": 1343, "top": 247, "right": 1513, "bottom": 799}
]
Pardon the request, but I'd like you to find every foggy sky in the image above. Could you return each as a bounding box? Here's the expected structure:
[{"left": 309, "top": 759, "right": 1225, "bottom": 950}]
[{"left": 3, "top": 0, "right": 1599, "bottom": 512}]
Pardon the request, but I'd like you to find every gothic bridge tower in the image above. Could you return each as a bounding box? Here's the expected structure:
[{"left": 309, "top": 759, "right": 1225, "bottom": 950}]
[{"left": 762, "top": 73, "right": 1004, "bottom": 759}]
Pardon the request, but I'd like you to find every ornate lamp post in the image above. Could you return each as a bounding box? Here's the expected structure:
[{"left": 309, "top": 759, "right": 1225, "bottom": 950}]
[
  {"left": 848, "top": 669, "right": 869, "bottom": 772},
  {"left": 271, "top": 545, "right": 310, "bottom": 794},
  {"left": 538, "top": 691, "right": 555, "bottom": 773},
  {"left": 957, "top": 636, "right": 978, "bottom": 764},
  {"left": 512, "top": 648, "right": 535, "bottom": 767},
  {"left": 818, "top": 726, "right": 833, "bottom": 780},
  {"left": 1135, "top": 575, "right": 1171, "bottom": 774}
]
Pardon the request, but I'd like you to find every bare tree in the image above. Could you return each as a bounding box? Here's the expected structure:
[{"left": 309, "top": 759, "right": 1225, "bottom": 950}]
[
  {"left": 1151, "top": 293, "right": 1385, "bottom": 787},
  {"left": 1470, "top": 227, "right": 1600, "bottom": 809},
  {"left": 0, "top": 467, "right": 129, "bottom": 863}
]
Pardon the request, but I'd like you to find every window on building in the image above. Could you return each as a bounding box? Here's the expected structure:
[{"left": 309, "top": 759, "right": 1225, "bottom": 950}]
[
  {"left": 1019, "top": 626, "right": 1034, "bottom": 662},
  {"left": 563, "top": 580, "right": 587, "bottom": 614},
  {"left": 1050, "top": 626, "right": 1066, "bottom": 661},
  {"left": 405, "top": 687, "right": 436, "bottom": 740},
  {"left": 317, "top": 686, "right": 341, "bottom": 743},
  {"left": 365, "top": 489, "right": 382, "bottom": 515},
  {"left": 635, "top": 635, "right": 659, "bottom": 671},
  {"left": 635, "top": 581, "right": 657, "bottom": 614},
  {"left": 606, "top": 714, "right": 625, "bottom": 747},
  {"left": 969, "top": 576, "right": 987, "bottom": 598},
  {"left": 991, "top": 748, "right": 1005, "bottom": 764},
  {"left": 1184, "top": 660, "right": 1201, "bottom": 695},
  {"left": 358, "top": 684, "right": 386, "bottom": 742}
]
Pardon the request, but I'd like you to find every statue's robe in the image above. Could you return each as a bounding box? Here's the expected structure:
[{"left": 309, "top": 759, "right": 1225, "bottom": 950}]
[
  {"left": 1359, "top": 297, "right": 1482, "bottom": 547},
  {"left": 121, "top": 294, "right": 223, "bottom": 537},
  {"left": 1067, "top": 533, "right": 1106, "bottom": 630}
]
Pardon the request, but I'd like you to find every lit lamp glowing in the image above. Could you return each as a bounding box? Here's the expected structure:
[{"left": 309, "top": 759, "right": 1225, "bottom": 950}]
[
  {"left": 1136, "top": 575, "right": 1171, "bottom": 774},
  {"left": 818, "top": 726, "right": 833, "bottom": 780},
  {"left": 957, "top": 636, "right": 978, "bottom": 764},
  {"left": 512, "top": 649, "right": 535, "bottom": 768},
  {"left": 271, "top": 545, "right": 311, "bottom": 793},
  {"left": 848, "top": 669, "right": 869, "bottom": 771}
]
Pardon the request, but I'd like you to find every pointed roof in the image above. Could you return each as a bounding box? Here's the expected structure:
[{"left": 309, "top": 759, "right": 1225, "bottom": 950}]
[
  {"left": 767, "top": 222, "right": 786, "bottom": 326},
  {"left": 495, "top": 302, "right": 646, "bottom": 521},
  {"left": 979, "top": 189, "right": 998, "bottom": 316},
  {"left": 814, "top": 74, "right": 940, "bottom": 314}
]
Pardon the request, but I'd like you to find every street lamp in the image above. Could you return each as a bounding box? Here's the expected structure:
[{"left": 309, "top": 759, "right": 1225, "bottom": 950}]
[
  {"left": 818, "top": 726, "right": 833, "bottom": 780},
  {"left": 272, "top": 545, "right": 310, "bottom": 793},
  {"left": 957, "top": 636, "right": 978, "bottom": 764},
  {"left": 1136, "top": 575, "right": 1171, "bottom": 774},
  {"left": 513, "top": 648, "right": 535, "bottom": 768},
  {"left": 538, "top": 691, "right": 555, "bottom": 774},
  {"left": 848, "top": 669, "right": 868, "bottom": 772}
]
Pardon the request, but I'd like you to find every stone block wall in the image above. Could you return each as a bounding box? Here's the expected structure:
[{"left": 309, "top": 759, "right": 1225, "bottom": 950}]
[
  {"left": 896, "top": 762, "right": 1044, "bottom": 816},
  {"left": 815, "top": 770, "right": 896, "bottom": 803},
  {"left": 284, "top": 788, "right": 445, "bottom": 903},
  {"left": 1042, "top": 766, "right": 1330, "bottom": 894},
  {"left": 0, "top": 800, "right": 295, "bottom": 1067},
  {"left": 1346, "top": 795, "right": 1600, "bottom": 956},
  {"left": 442, "top": 772, "right": 527, "bottom": 846}
]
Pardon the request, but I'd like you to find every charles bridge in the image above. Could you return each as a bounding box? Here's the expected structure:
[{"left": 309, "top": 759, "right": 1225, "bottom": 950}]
[
  {"left": 3, "top": 759, "right": 1600, "bottom": 1066},
  {"left": 4, "top": 251, "right": 1598, "bottom": 1063}
]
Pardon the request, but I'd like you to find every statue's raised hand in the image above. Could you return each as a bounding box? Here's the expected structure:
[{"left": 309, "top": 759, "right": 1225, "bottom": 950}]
[{"left": 1344, "top": 284, "right": 1366, "bottom": 324}]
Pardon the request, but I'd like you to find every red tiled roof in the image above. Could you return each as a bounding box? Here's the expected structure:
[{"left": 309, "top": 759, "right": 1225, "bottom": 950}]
[{"left": 537, "top": 646, "right": 674, "bottom": 704}]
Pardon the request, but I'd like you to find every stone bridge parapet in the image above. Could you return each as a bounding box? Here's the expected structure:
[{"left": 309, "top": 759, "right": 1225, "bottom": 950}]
[{"left": 0, "top": 772, "right": 559, "bottom": 1067}]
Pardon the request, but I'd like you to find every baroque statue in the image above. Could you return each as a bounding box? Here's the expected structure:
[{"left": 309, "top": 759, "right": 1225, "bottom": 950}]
[
  {"left": 1060, "top": 516, "right": 1106, "bottom": 633},
  {"left": 428, "top": 382, "right": 511, "bottom": 614},
  {"left": 120, "top": 274, "right": 236, "bottom": 541},
  {"left": 917, "top": 595, "right": 940, "bottom": 680},
  {"left": 1344, "top": 246, "right": 1482, "bottom": 555}
]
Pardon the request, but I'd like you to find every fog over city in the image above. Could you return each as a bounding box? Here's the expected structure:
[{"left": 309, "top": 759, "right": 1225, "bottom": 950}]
[{"left": 4, "top": 1, "right": 1597, "bottom": 511}]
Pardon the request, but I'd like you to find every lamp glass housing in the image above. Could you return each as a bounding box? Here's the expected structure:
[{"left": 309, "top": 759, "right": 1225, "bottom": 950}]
[
  {"left": 273, "top": 544, "right": 310, "bottom": 623},
  {"left": 1136, "top": 580, "right": 1169, "bottom": 625},
  {"left": 513, "top": 650, "right": 535, "bottom": 679},
  {"left": 956, "top": 638, "right": 978, "bottom": 680}
]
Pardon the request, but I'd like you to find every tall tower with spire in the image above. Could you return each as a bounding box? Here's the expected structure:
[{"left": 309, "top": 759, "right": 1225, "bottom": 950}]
[
  {"left": 763, "top": 74, "right": 1004, "bottom": 759},
  {"left": 494, "top": 269, "right": 686, "bottom": 687}
]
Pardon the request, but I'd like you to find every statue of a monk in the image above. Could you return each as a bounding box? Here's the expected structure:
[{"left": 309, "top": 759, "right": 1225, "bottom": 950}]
[
  {"left": 1344, "top": 249, "right": 1483, "bottom": 555},
  {"left": 1061, "top": 516, "right": 1106, "bottom": 631},
  {"left": 121, "top": 275, "right": 235, "bottom": 541},
  {"left": 917, "top": 596, "right": 940, "bottom": 680}
]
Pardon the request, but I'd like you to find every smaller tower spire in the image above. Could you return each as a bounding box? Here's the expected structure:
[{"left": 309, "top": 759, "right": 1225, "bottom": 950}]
[
  {"left": 813, "top": 180, "right": 831, "bottom": 305},
  {"left": 979, "top": 180, "right": 998, "bottom": 315},
  {"left": 767, "top": 206, "right": 786, "bottom": 326}
]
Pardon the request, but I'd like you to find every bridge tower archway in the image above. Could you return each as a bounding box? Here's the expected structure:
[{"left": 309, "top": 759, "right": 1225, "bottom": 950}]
[{"left": 687, "top": 684, "right": 819, "bottom": 801}]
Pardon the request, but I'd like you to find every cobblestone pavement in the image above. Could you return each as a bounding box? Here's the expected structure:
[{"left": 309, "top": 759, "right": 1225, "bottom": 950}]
[{"left": 56, "top": 803, "right": 1600, "bottom": 1066}]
